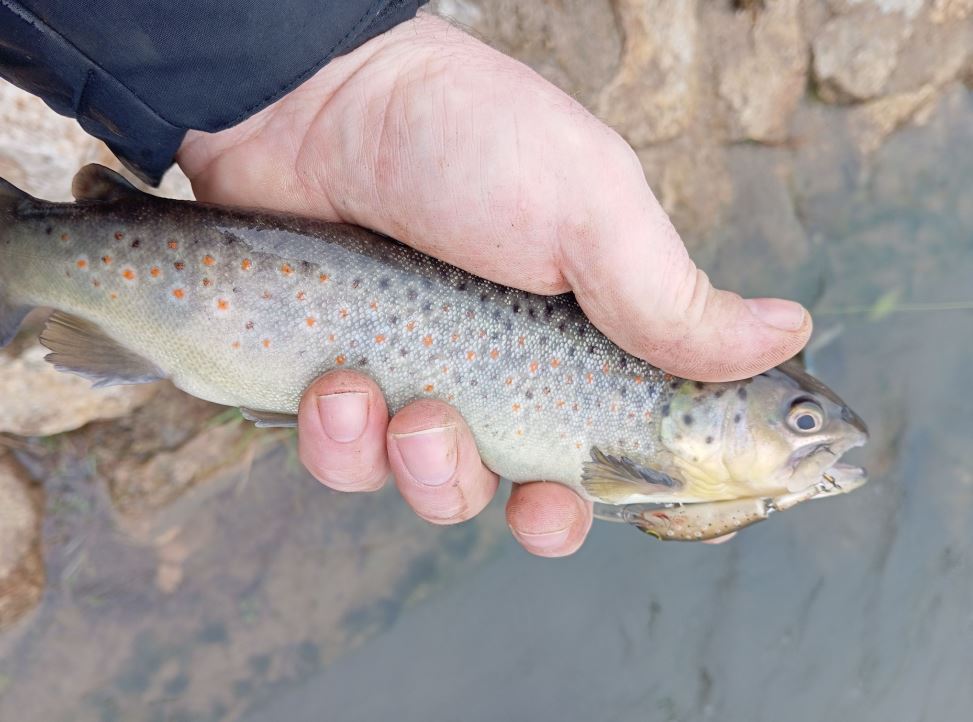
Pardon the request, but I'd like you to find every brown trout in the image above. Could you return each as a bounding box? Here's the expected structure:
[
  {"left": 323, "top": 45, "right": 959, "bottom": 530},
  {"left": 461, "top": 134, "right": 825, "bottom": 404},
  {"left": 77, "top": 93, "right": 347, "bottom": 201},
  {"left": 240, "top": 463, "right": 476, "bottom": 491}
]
[{"left": 0, "top": 165, "right": 868, "bottom": 540}]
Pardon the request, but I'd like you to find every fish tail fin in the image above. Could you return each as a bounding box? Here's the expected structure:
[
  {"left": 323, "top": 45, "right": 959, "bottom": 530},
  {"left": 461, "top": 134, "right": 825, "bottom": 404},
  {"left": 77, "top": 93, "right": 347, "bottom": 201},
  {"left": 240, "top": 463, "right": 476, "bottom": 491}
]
[{"left": 0, "top": 175, "right": 35, "bottom": 346}]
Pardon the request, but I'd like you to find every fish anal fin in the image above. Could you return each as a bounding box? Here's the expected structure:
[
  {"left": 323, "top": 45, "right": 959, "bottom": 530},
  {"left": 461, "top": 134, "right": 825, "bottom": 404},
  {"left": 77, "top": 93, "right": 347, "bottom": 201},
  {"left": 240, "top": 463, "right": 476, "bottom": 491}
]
[
  {"left": 39, "top": 311, "right": 165, "bottom": 387},
  {"left": 581, "top": 447, "right": 683, "bottom": 504},
  {"left": 240, "top": 408, "right": 298, "bottom": 428},
  {"left": 71, "top": 164, "right": 146, "bottom": 203},
  {"left": 0, "top": 300, "right": 31, "bottom": 347}
]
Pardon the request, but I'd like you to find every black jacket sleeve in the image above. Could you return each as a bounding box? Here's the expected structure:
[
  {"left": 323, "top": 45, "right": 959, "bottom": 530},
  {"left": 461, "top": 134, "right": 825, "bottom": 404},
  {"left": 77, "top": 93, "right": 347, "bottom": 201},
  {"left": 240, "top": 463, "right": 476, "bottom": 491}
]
[{"left": 0, "top": 1, "right": 426, "bottom": 184}]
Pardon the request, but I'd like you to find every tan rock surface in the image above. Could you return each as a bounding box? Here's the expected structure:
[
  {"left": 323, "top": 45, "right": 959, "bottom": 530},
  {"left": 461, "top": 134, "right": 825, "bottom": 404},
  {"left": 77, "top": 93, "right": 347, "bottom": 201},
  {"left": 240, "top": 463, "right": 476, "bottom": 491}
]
[{"left": 0, "top": 455, "right": 43, "bottom": 630}]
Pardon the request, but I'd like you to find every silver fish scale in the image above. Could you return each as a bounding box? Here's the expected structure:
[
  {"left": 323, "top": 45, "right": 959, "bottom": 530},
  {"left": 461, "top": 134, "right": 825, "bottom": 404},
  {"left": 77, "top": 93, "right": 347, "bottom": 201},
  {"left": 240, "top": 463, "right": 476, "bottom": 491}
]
[{"left": 3, "top": 197, "right": 673, "bottom": 491}]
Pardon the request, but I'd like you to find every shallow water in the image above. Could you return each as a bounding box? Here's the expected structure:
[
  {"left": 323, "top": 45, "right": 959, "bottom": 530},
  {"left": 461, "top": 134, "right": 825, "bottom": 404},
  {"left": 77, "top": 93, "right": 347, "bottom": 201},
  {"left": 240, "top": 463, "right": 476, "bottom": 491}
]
[{"left": 2, "top": 88, "right": 972, "bottom": 721}]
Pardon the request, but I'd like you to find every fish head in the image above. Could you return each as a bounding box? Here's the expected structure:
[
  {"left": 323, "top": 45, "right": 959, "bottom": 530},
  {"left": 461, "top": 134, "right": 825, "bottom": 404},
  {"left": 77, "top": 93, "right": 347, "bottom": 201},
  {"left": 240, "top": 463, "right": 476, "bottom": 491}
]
[{"left": 659, "top": 360, "right": 868, "bottom": 500}]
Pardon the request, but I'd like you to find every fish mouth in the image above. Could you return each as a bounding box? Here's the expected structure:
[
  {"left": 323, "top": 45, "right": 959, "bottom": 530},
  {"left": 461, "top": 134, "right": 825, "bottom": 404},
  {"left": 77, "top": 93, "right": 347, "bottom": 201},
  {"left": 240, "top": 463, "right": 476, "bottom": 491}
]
[{"left": 818, "top": 462, "right": 868, "bottom": 496}]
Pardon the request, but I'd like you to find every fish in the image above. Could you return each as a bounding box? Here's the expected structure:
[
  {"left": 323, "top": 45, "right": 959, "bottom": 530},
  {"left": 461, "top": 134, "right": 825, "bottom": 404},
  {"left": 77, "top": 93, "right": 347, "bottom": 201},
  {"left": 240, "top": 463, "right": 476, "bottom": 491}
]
[{"left": 0, "top": 165, "right": 869, "bottom": 540}]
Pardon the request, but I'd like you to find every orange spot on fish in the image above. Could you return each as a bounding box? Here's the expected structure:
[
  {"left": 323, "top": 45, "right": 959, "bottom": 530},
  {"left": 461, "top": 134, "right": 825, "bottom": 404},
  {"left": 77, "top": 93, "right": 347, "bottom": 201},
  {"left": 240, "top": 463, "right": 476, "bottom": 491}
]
[
  {"left": 441, "top": 365, "right": 449, "bottom": 374},
  {"left": 375, "top": 334, "right": 386, "bottom": 344},
  {"left": 422, "top": 335, "right": 433, "bottom": 347},
  {"left": 575, "top": 442, "right": 582, "bottom": 449},
  {"left": 202, "top": 278, "right": 212, "bottom": 287},
  {"left": 203, "top": 255, "right": 216, "bottom": 266},
  {"left": 167, "top": 240, "right": 178, "bottom": 250},
  {"left": 121, "top": 268, "right": 136, "bottom": 281},
  {"left": 174, "top": 261, "right": 185, "bottom": 271},
  {"left": 231, "top": 341, "right": 241, "bottom": 349},
  {"left": 512, "top": 403, "right": 521, "bottom": 412},
  {"left": 602, "top": 362, "right": 610, "bottom": 374},
  {"left": 663, "top": 373, "right": 674, "bottom": 382},
  {"left": 635, "top": 375, "right": 644, "bottom": 384},
  {"left": 451, "top": 333, "right": 460, "bottom": 342},
  {"left": 586, "top": 373, "right": 594, "bottom": 384},
  {"left": 551, "top": 359, "right": 560, "bottom": 369},
  {"left": 101, "top": 255, "right": 112, "bottom": 265},
  {"left": 262, "top": 339, "right": 271, "bottom": 349},
  {"left": 529, "top": 361, "right": 539, "bottom": 374},
  {"left": 424, "top": 384, "right": 434, "bottom": 393},
  {"left": 241, "top": 258, "right": 252, "bottom": 271},
  {"left": 150, "top": 266, "right": 161, "bottom": 278},
  {"left": 172, "top": 288, "right": 185, "bottom": 299},
  {"left": 466, "top": 351, "right": 476, "bottom": 361},
  {"left": 327, "top": 334, "right": 335, "bottom": 342},
  {"left": 217, "top": 298, "right": 230, "bottom": 311},
  {"left": 76, "top": 259, "right": 87, "bottom": 269},
  {"left": 296, "top": 291, "right": 306, "bottom": 301},
  {"left": 339, "top": 308, "right": 348, "bottom": 319},
  {"left": 489, "top": 348, "right": 499, "bottom": 360},
  {"left": 515, "top": 429, "right": 523, "bottom": 437},
  {"left": 610, "top": 403, "right": 617, "bottom": 413},
  {"left": 319, "top": 273, "right": 329, "bottom": 283},
  {"left": 306, "top": 317, "right": 316, "bottom": 327},
  {"left": 335, "top": 354, "right": 346, "bottom": 365},
  {"left": 556, "top": 400, "right": 565, "bottom": 408},
  {"left": 406, "top": 321, "right": 416, "bottom": 332},
  {"left": 518, "top": 336, "right": 525, "bottom": 347},
  {"left": 505, "top": 377, "right": 513, "bottom": 385},
  {"left": 280, "top": 263, "right": 293, "bottom": 276},
  {"left": 114, "top": 231, "right": 124, "bottom": 241},
  {"left": 262, "top": 290, "right": 272, "bottom": 300},
  {"left": 369, "top": 300, "right": 378, "bottom": 310},
  {"left": 109, "top": 292, "right": 118, "bottom": 300},
  {"left": 60, "top": 232, "right": 70, "bottom": 242}
]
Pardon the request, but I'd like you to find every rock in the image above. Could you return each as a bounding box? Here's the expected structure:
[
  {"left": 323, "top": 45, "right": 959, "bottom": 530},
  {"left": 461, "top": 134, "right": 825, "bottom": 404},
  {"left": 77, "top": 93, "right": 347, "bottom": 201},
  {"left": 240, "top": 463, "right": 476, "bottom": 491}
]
[
  {"left": 850, "top": 83, "right": 941, "bottom": 153},
  {"left": 929, "top": 0, "right": 973, "bottom": 23},
  {"left": 0, "top": 455, "right": 44, "bottom": 630},
  {"left": 440, "top": 0, "right": 621, "bottom": 108},
  {"left": 812, "top": 7, "right": 912, "bottom": 102},
  {"left": 0, "top": 342, "right": 159, "bottom": 437},
  {"left": 708, "top": 0, "right": 809, "bottom": 143},
  {"left": 596, "top": 0, "right": 699, "bottom": 146}
]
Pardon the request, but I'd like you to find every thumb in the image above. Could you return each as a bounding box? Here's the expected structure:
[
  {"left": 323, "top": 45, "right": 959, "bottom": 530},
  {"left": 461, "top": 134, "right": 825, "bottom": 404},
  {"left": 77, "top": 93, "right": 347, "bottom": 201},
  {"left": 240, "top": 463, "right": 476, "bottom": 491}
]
[{"left": 560, "top": 190, "right": 811, "bottom": 383}]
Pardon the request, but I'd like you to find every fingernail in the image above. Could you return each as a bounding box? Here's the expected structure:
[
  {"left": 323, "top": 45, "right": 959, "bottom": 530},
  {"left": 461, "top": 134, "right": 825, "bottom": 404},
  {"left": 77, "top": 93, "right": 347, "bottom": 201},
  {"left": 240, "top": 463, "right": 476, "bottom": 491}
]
[
  {"left": 744, "top": 298, "right": 807, "bottom": 331},
  {"left": 511, "top": 527, "right": 572, "bottom": 552},
  {"left": 317, "top": 392, "right": 369, "bottom": 443},
  {"left": 391, "top": 426, "right": 457, "bottom": 486}
]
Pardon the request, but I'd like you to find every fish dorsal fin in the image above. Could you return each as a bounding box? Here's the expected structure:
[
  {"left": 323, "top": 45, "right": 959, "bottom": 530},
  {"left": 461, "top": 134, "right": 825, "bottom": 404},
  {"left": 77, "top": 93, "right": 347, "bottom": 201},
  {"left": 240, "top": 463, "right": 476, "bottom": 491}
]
[
  {"left": 581, "top": 447, "right": 683, "bottom": 504},
  {"left": 0, "top": 176, "right": 33, "bottom": 207},
  {"left": 39, "top": 311, "right": 165, "bottom": 387},
  {"left": 240, "top": 408, "right": 298, "bottom": 428},
  {"left": 71, "top": 164, "right": 145, "bottom": 203}
]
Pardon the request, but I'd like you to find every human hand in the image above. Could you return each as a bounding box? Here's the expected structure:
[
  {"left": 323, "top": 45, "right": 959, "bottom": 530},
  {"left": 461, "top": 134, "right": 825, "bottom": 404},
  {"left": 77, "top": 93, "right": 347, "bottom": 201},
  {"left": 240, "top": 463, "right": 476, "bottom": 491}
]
[{"left": 177, "top": 13, "right": 810, "bottom": 556}]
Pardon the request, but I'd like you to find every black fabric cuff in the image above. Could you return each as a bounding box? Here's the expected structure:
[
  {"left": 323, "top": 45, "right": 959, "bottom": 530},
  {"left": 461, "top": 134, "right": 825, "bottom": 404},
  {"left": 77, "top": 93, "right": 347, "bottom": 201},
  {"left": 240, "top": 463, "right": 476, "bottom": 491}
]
[{"left": 0, "top": 0, "right": 426, "bottom": 185}]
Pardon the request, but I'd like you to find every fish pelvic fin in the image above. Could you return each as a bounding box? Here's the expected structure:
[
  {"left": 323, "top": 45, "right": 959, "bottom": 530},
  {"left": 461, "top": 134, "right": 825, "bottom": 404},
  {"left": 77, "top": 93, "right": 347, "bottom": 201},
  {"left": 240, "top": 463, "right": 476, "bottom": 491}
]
[
  {"left": 240, "top": 408, "right": 298, "bottom": 428},
  {"left": 581, "top": 447, "right": 683, "bottom": 504},
  {"left": 71, "top": 164, "right": 146, "bottom": 203},
  {"left": 40, "top": 311, "right": 165, "bottom": 387}
]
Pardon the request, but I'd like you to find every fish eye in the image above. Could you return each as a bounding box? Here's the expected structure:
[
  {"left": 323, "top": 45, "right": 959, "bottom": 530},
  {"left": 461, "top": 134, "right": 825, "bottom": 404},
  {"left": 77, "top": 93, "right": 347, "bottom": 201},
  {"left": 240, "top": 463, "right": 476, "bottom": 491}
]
[{"left": 787, "top": 399, "right": 824, "bottom": 433}]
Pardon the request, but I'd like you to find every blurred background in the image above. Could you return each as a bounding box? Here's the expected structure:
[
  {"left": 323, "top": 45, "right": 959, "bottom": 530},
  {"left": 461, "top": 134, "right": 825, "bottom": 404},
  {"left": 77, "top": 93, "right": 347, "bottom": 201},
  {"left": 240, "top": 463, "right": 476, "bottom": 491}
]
[{"left": 1, "top": 1, "right": 971, "bottom": 720}]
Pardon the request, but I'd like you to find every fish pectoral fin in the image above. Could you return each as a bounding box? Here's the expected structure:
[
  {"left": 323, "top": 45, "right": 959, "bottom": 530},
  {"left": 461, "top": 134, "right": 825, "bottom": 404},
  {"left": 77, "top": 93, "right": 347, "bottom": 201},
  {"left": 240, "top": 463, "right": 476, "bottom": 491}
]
[
  {"left": 39, "top": 311, "right": 165, "bottom": 387},
  {"left": 71, "top": 164, "right": 147, "bottom": 203},
  {"left": 240, "top": 408, "right": 298, "bottom": 428},
  {"left": 581, "top": 447, "right": 683, "bottom": 504}
]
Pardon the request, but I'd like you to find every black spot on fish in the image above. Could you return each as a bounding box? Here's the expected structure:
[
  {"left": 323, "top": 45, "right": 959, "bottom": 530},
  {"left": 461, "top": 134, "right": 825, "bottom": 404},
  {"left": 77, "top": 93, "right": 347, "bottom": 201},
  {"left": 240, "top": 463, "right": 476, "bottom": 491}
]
[
  {"left": 619, "top": 357, "right": 628, "bottom": 368},
  {"left": 399, "top": 348, "right": 409, "bottom": 357},
  {"left": 619, "top": 386, "right": 628, "bottom": 397},
  {"left": 737, "top": 387, "right": 747, "bottom": 400},
  {"left": 45, "top": 226, "right": 52, "bottom": 235},
  {"left": 351, "top": 278, "right": 362, "bottom": 289},
  {"left": 456, "top": 281, "right": 467, "bottom": 291},
  {"left": 714, "top": 389, "right": 724, "bottom": 398},
  {"left": 588, "top": 345, "right": 597, "bottom": 354},
  {"left": 705, "top": 436, "right": 713, "bottom": 444},
  {"left": 466, "top": 310, "right": 475, "bottom": 319},
  {"left": 245, "top": 320, "right": 255, "bottom": 330},
  {"left": 421, "top": 302, "right": 432, "bottom": 313},
  {"left": 406, "top": 288, "right": 418, "bottom": 301},
  {"left": 512, "top": 303, "right": 521, "bottom": 314},
  {"left": 480, "top": 292, "right": 489, "bottom": 303},
  {"left": 525, "top": 390, "right": 534, "bottom": 400},
  {"left": 389, "top": 315, "right": 399, "bottom": 325},
  {"left": 683, "top": 414, "right": 694, "bottom": 426},
  {"left": 694, "top": 381, "right": 705, "bottom": 391},
  {"left": 557, "top": 322, "right": 567, "bottom": 333},
  {"left": 544, "top": 302, "right": 555, "bottom": 317},
  {"left": 734, "top": 413, "right": 742, "bottom": 423},
  {"left": 470, "top": 379, "right": 477, "bottom": 387},
  {"left": 378, "top": 277, "right": 390, "bottom": 289},
  {"left": 662, "top": 404, "right": 671, "bottom": 417},
  {"left": 670, "top": 380, "right": 681, "bottom": 389},
  {"left": 542, "top": 387, "right": 551, "bottom": 395},
  {"left": 504, "top": 320, "right": 514, "bottom": 331},
  {"left": 131, "top": 239, "right": 140, "bottom": 248},
  {"left": 356, "top": 357, "right": 368, "bottom": 366}
]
